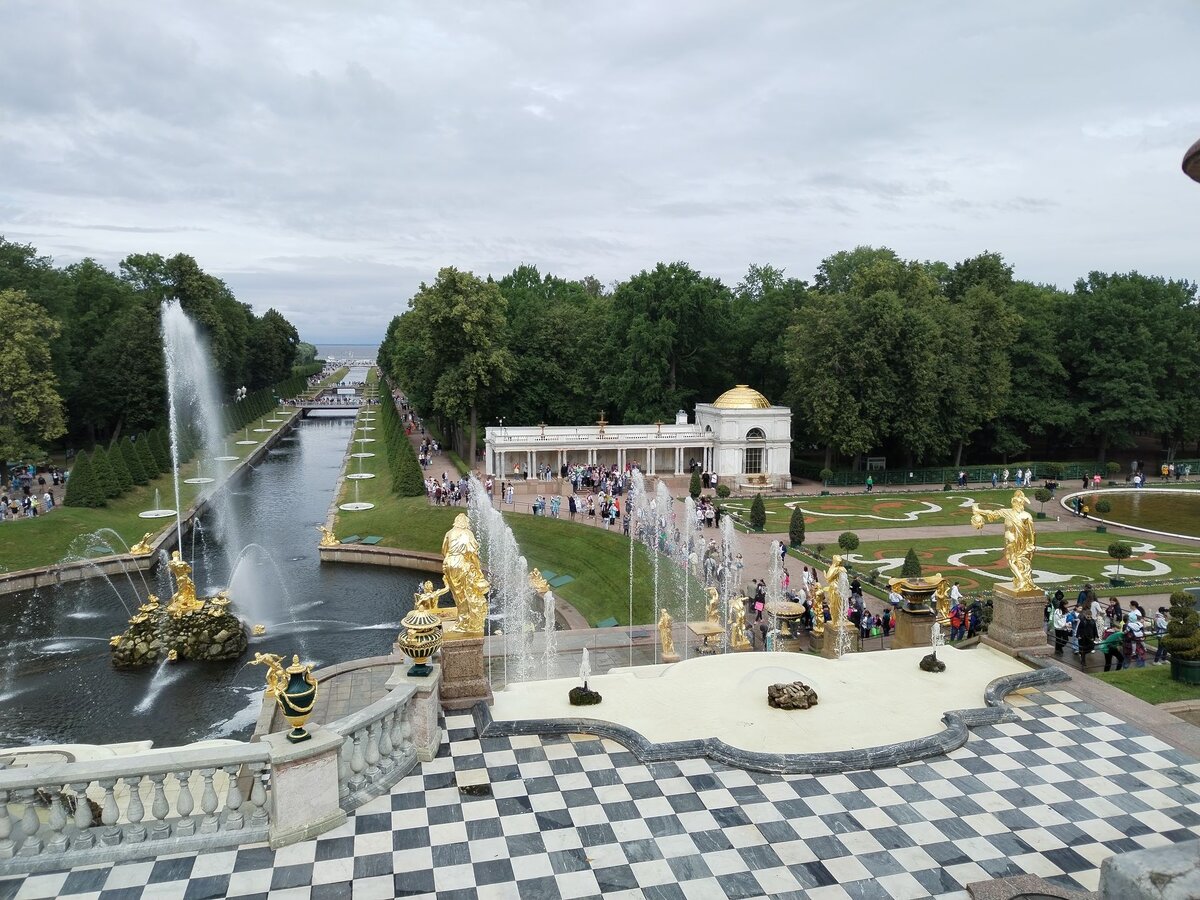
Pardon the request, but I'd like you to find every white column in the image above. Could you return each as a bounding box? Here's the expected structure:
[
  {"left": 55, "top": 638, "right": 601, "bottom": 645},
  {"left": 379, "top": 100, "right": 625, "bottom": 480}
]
[{"left": 527, "top": 450, "right": 533, "bottom": 477}]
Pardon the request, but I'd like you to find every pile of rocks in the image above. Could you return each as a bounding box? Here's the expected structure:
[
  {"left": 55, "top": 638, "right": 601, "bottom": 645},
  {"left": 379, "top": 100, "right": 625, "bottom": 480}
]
[
  {"left": 111, "top": 606, "right": 248, "bottom": 667},
  {"left": 767, "top": 681, "right": 818, "bottom": 710}
]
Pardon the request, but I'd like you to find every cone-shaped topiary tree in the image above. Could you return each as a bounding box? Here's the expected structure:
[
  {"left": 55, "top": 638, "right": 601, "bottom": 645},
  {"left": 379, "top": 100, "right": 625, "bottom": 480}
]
[
  {"left": 135, "top": 433, "right": 160, "bottom": 478},
  {"left": 689, "top": 469, "right": 702, "bottom": 500},
  {"left": 91, "top": 447, "right": 121, "bottom": 500},
  {"left": 121, "top": 438, "right": 149, "bottom": 485},
  {"left": 64, "top": 451, "right": 104, "bottom": 508},
  {"left": 150, "top": 428, "right": 172, "bottom": 473},
  {"left": 901, "top": 547, "right": 922, "bottom": 577},
  {"left": 1163, "top": 591, "right": 1200, "bottom": 661},
  {"left": 750, "top": 494, "right": 767, "bottom": 531},
  {"left": 106, "top": 442, "right": 133, "bottom": 495},
  {"left": 789, "top": 506, "right": 805, "bottom": 548}
]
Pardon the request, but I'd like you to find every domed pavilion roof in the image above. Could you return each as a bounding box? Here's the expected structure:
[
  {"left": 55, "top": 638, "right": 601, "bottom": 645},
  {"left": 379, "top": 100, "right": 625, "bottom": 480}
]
[{"left": 712, "top": 385, "right": 771, "bottom": 409}]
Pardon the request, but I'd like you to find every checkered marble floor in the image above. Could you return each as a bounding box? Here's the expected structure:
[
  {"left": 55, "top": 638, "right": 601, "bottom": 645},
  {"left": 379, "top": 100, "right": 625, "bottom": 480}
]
[{"left": 2, "top": 688, "right": 1198, "bottom": 900}]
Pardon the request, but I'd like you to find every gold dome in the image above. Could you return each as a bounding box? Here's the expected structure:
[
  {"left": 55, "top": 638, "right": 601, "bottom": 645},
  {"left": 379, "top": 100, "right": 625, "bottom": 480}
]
[{"left": 712, "top": 385, "right": 771, "bottom": 409}]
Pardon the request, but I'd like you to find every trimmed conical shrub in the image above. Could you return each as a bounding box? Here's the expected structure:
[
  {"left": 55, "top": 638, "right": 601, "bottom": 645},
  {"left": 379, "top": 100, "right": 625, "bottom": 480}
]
[
  {"left": 689, "top": 469, "right": 702, "bottom": 499},
  {"left": 121, "top": 438, "right": 149, "bottom": 485},
  {"left": 64, "top": 451, "right": 105, "bottom": 508},
  {"left": 750, "top": 495, "right": 767, "bottom": 531},
  {"left": 106, "top": 443, "right": 133, "bottom": 494},
  {"left": 149, "top": 428, "right": 172, "bottom": 472},
  {"left": 91, "top": 447, "right": 121, "bottom": 499},
  {"left": 901, "top": 548, "right": 922, "bottom": 577},
  {"left": 135, "top": 433, "right": 160, "bottom": 478},
  {"left": 789, "top": 506, "right": 805, "bottom": 548}
]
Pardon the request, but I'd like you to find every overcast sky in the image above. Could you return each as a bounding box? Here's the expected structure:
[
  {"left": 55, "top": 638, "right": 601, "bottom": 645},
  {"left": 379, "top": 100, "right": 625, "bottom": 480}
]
[{"left": 2, "top": 2, "right": 1198, "bottom": 343}]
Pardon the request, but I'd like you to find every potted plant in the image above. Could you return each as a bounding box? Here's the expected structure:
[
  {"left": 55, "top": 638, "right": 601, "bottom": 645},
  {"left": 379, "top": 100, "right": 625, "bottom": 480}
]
[
  {"left": 789, "top": 505, "right": 805, "bottom": 549},
  {"left": 1034, "top": 487, "right": 1052, "bottom": 519},
  {"left": 1105, "top": 461, "right": 1120, "bottom": 485},
  {"left": 819, "top": 468, "right": 833, "bottom": 495},
  {"left": 1162, "top": 591, "right": 1200, "bottom": 685},
  {"left": 749, "top": 494, "right": 767, "bottom": 532},
  {"left": 1094, "top": 498, "right": 1111, "bottom": 533},
  {"left": 1106, "top": 540, "right": 1131, "bottom": 587}
]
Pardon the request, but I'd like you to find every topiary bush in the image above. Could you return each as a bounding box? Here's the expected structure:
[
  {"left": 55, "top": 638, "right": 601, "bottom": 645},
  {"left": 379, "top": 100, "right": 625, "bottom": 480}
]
[
  {"left": 837, "top": 531, "right": 859, "bottom": 553},
  {"left": 1095, "top": 498, "right": 1112, "bottom": 515},
  {"left": 716, "top": 483, "right": 731, "bottom": 499},
  {"left": 64, "top": 451, "right": 104, "bottom": 508},
  {"left": 819, "top": 468, "right": 833, "bottom": 486},
  {"left": 1107, "top": 541, "right": 1131, "bottom": 579},
  {"left": 121, "top": 438, "right": 149, "bottom": 486},
  {"left": 750, "top": 495, "right": 767, "bottom": 531},
  {"left": 901, "top": 547, "right": 922, "bottom": 578},
  {"left": 1105, "top": 461, "right": 1121, "bottom": 480},
  {"left": 1034, "top": 487, "right": 1052, "bottom": 512},
  {"left": 91, "top": 447, "right": 121, "bottom": 500},
  {"left": 106, "top": 443, "right": 133, "bottom": 495},
  {"left": 789, "top": 505, "right": 805, "bottom": 548},
  {"left": 689, "top": 469, "right": 702, "bottom": 499},
  {"left": 135, "top": 433, "right": 160, "bottom": 478},
  {"left": 1162, "top": 591, "right": 1200, "bottom": 663}
]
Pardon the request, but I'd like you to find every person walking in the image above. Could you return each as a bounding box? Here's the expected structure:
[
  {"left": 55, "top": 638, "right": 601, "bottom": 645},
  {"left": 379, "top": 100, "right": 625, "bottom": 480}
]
[
  {"left": 1051, "top": 601, "right": 1070, "bottom": 656},
  {"left": 1076, "top": 607, "right": 1098, "bottom": 668}
]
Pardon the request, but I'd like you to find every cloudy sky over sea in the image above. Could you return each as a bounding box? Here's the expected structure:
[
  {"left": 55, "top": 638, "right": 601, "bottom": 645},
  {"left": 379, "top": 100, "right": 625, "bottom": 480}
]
[{"left": 2, "top": 2, "right": 1197, "bottom": 343}]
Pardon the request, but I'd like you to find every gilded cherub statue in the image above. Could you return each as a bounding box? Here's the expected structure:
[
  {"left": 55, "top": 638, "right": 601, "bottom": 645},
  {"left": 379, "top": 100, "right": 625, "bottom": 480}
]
[
  {"left": 971, "top": 491, "right": 1036, "bottom": 592},
  {"left": 529, "top": 568, "right": 550, "bottom": 596},
  {"left": 250, "top": 652, "right": 286, "bottom": 697},
  {"left": 129, "top": 532, "right": 154, "bottom": 555},
  {"left": 658, "top": 608, "right": 675, "bottom": 658},
  {"left": 414, "top": 580, "right": 451, "bottom": 612},
  {"left": 705, "top": 586, "right": 720, "bottom": 625}
]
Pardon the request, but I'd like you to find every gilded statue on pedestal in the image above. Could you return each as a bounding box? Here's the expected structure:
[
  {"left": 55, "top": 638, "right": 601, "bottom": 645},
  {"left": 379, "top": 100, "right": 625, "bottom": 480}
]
[
  {"left": 658, "top": 608, "right": 675, "bottom": 658},
  {"left": 529, "top": 569, "right": 550, "bottom": 596},
  {"left": 729, "top": 596, "right": 751, "bottom": 650},
  {"left": 129, "top": 532, "right": 154, "bottom": 555},
  {"left": 705, "top": 586, "right": 720, "bottom": 625},
  {"left": 811, "top": 584, "right": 826, "bottom": 637},
  {"left": 414, "top": 580, "right": 450, "bottom": 612},
  {"left": 442, "top": 513, "right": 490, "bottom": 634},
  {"left": 823, "top": 555, "right": 850, "bottom": 626},
  {"left": 316, "top": 525, "right": 339, "bottom": 547},
  {"left": 971, "top": 491, "right": 1036, "bottom": 592},
  {"left": 934, "top": 576, "right": 951, "bottom": 625},
  {"left": 166, "top": 550, "right": 204, "bottom": 617}
]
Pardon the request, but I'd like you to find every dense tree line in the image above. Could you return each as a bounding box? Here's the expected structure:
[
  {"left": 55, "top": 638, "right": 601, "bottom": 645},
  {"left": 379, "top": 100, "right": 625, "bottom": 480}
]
[
  {"left": 0, "top": 237, "right": 304, "bottom": 474},
  {"left": 380, "top": 251, "right": 1200, "bottom": 470}
]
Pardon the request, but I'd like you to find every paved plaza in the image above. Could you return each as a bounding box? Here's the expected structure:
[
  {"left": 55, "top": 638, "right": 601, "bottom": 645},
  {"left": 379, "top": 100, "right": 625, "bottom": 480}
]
[{"left": 3, "top": 686, "right": 1198, "bottom": 900}]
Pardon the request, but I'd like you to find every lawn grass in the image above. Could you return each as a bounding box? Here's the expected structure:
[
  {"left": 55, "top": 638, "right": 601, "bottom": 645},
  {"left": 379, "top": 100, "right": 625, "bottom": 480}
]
[
  {"left": 845, "top": 530, "right": 1200, "bottom": 593},
  {"left": 331, "top": 417, "right": 666, "bottom": 625},
  {"left": 1096, "top": 664, "right": 1200, "bottom": 705},
  {"left": 720, "top": 490, "right": 1016, "bottom": 533},
  {"left": 0, "top": 409, "right": 300, "bottom": 573}
]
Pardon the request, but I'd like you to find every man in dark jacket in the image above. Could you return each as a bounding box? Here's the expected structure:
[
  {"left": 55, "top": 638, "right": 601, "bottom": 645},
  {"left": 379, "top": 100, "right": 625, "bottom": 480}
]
[{"left": 1076, "top": 607, "right": 1099, "bottom": 667}]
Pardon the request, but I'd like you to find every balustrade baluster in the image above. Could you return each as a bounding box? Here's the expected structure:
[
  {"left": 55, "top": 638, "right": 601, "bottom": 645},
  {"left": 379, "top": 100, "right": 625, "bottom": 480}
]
[
  {"left": 401, "top": 710, "right": 414, "bottom": 758},
  {"left": 249, "top": 769, "right": 268, "bottom": 826},
  {"left": 149, "top": 774, "right": 170, "bottom": 840},
  {"left": 390, "top": 708, "right": 406, "bottom": 762},
  {"left": 45, "top": 789, "right": 69, "bottom": 852},
  {"left": 337, "top": 736, "right": 353, "bottom": 803},
  {"left": 349, "top": 731, "right": 367, "bottom": 792},
  {"left": 174, "top": 771, "right": 196, "bottom": 836},
  {"left": 17, "top": 789, "right": 41, "bottom": 856},
  {"left": 0, "top": 789, "right": 15, "bottom": 858},
  {"left": 124, "top": 776, "right": 146, "bottom": 842},
  {"left": 364, "top": 721, "right": 381, "bottom": 783},
  {"left": 222, "top": 765, "right": 244, "bottom": 831},
  {"left": 198, "top": 768, "right": 220, "bottom": 834},
  {"left": 378, "top": 710, "right": 395, "bottom": 774},
  {"left": 98, "top": 778, "right": 121, "bottom": 846},
  {"left": 68, "top": 782, "right": 93, "bottom": 849}
]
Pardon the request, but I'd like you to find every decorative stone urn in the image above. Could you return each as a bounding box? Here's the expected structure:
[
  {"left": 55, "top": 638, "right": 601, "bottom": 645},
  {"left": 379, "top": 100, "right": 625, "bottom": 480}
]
[{"left": 398, "top": 608, "right": 444, "bottom": 677}]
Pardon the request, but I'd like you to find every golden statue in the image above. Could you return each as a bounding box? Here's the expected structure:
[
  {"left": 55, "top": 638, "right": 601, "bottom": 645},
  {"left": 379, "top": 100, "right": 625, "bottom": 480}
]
[
  {"left": 166, "top": 551, "right": 205, "bottom": 617},
  {"left": 316, "top": 525, "right": 339, "bottom": 547},
  {"left": 414, "top": 580, "right": 450, "bottom": 612},
  {"left": 251, "top": 652, "right": 287, "bottom": 697},
  {"left": 729, "top": 597, "right": 751, "bottom": 650},
  {"left": 705, "top": 586, "right": 720, "bottom": 625},
  {"left": 934, "top": 576, "right": 951, "bottom": 625},
  {"left": 529, "top": 568, "right": 550, "bottom": 596},
  {"left": 810, "top": 584, "right": 827, "bottom": 637},
  {"left": 441, "top": 513, "right": 490, "bottom": 634},
  {"left": 129, "top": 532, "right": 154, "bottom": 555},
  {"left": 658, "top": 608, "right": 675, "bottom": 658},
  {"left": 823, "top": 555, "right": 850, "bottom": 626},
  {"left": 971, "top": 491, "right": 1036, "bottom": 592}
]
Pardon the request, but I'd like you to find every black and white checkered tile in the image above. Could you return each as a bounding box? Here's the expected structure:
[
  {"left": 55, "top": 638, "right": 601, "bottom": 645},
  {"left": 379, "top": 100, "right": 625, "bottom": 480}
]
[{"left": 2, "top": 688, "right": 1198, "bottom": 900}]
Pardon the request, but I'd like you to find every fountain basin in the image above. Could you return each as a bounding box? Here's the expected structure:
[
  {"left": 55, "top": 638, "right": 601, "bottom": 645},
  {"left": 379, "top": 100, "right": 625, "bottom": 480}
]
[
  {"left": 138, "top": 509, "right": 177, "bottom": 519},
  {"left": 346, "top": 473, "right": 376, "bottom": 480},
  {"left": 253, "top": 428, "right": 273, "bottom": 433},
  {"left": 1062, "top": 488, "right": 1200, "bottom": 539},
  {"left": 358, "top": 427, "right": 376, "bottom": 431},
  {"left": 489, "top": 646, "right": 1029, "bottom": 756},
  {"left": 183, "top": 477, "right": 215, "bottom": 485},
  {"left": 213, "top": 455, "right": 238, "bottom": 461},
  {"left": 235, "top": 440, "right": 259, "bottom": 446},
  {"left": 350, "top": 452, "right": 376, "bottom": 459},
  {"left": 355, "top": 438, "right": 376, "bottom": 444},
  {"left": 339, "top": 502, "right": 375, "bottom": 511}
]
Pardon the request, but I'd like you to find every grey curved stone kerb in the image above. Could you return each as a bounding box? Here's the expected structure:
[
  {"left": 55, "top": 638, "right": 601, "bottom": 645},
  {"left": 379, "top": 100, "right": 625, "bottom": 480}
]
[{"left": 473, "top": 658, "right": 1069, "bottom": 775}]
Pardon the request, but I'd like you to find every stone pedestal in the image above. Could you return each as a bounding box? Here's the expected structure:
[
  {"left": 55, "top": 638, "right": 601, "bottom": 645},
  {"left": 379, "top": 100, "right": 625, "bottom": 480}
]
[
  {"left": 983, "top": 584, "right": 1047, "bottom": 655},
  {"left": 820, "top": 624, "right": 854, "bottom": 658},
  {"left": 892, "top": 607, "right": 934, "bottom": 650},
  {"left": 388, "top": 663, "right": 443, "bottom": 761},
  {"left": 263, "top": 725, "right": 346, "bottom": 847},
  {"left": 439, "top": 634, "right": 493, "bottom": 711}
]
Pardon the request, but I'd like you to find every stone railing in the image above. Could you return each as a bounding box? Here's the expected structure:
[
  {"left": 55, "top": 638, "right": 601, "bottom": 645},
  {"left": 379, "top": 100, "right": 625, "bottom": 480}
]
[
  {"left": 0, "top": 742, "right": 270, "bottom": 873},
  {"left": 0, "top": 664, "right": 441, "bottom": 875}
]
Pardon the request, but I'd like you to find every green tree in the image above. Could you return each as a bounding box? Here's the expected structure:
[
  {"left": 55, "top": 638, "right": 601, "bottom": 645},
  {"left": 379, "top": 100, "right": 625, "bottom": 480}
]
[
  {"left": 246, "top": 308, "right": 299, "bottom": 389},
  {"left": 1034, "top": 487, "right": 1052, "bottom": 513},
  {"left": 689, "top": 469, "right": 702, "bottom": 499},
  {"left": 750, "top": 495, "right": 766, "bottom": 530},
  {"left": 120, "top": 437, "right": 149, "bottom": 485},
  {"left": 135, "top": 432, "right": 160, "bottom": 477},
  {"left": 64, "top": 451, "right": 104, "bottom": 508},
  {"left": 901, "top": 548, "right": 922, "bottom": 577},
  {"left": 0, "top": 289, "right": 67, "bottom": 483},
  {"left": 296, "top": 341, "right": 318, "bottom": 365},
  {"left": 837, "top": 531, "right": 860, "bottom": 553},
  {"left": 729, "top": 264, "right": 807, "bottom": 404},
  {"left": 105, "top": 441, "right": 133, "bottom": 494},
  {"left": 1106, "top": 541, "right": 1132, "bottom": 578},
  {"left": 91, "top": 446, "right": 121, "bottom": 499},
  {"left": 149, "top": 428, "right": 172, "bottom": 472},
  {"left": 788, "top": 506, "right": 805, "bottom": 548}
]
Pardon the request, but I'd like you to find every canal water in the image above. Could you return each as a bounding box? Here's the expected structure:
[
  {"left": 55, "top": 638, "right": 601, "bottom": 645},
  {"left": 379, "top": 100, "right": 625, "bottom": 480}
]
[{"left": 0, "top": 412, "right": 420, "bottom": 749}]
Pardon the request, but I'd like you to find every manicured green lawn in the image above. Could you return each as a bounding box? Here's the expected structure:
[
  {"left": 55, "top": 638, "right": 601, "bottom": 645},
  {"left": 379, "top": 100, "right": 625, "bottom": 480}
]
[
  {"left": 331, "top": 421, "right": 668, "bottom": 626},
  {"left": 0, "top": 410, "right": 300, "bottom": 573},
  {"left": 1096, "top": 664, "right": 1200, "bottom": 705},
  {"left": 844, "top": 530, "right": 1200, "bottom": 593},
  {"left": 721, "top": 490, "right": 1018, "bottom": 533}
]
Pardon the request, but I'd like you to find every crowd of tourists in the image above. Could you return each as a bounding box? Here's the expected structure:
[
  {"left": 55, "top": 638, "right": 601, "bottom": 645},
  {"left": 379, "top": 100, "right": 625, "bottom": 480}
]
[
  {"left": 1047, "top": 585, "right": 1168, "bottom": 670},
  {"left": 1, "top": 465, "right": 66, "bottom": 521}
]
